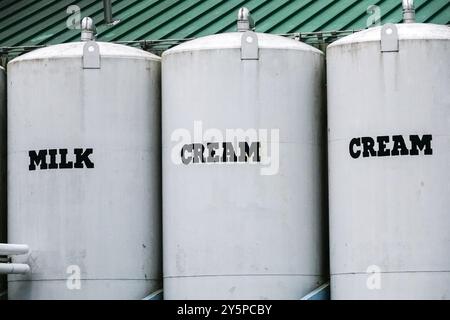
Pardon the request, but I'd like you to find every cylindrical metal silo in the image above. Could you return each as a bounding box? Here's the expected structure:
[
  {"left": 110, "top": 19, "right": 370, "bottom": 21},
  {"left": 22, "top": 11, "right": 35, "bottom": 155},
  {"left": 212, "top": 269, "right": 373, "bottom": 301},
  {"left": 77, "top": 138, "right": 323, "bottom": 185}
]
[
  {"left": 327, "top": 7, "right": 450, "bottom": 299},
  {"left": 7, "top": 19, "right": 162, "bottom": 299},
  {"left": 162, "top": 9, "right": 328, "bottom": 299},
  {"left": 0, "top": 66, "right": 6, "bottom": 298}
]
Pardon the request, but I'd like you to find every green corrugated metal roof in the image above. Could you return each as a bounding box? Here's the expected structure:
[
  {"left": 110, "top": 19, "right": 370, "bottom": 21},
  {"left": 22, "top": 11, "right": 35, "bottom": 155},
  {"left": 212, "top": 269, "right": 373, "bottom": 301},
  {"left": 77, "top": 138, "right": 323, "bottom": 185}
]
[{"left": 0, "top": 0, "right": 449, "bottom": 51}]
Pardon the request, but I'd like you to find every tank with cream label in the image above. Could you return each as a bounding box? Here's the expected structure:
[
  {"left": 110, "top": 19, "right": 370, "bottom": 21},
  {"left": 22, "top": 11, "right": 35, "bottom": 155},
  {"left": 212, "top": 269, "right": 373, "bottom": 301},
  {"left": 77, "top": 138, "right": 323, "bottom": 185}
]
[
  {"left": 327, "top": 0, "right": 450, "bottom": 299},
  {"left": 162, "top": 8, "right": 328, "bottom": 299}
]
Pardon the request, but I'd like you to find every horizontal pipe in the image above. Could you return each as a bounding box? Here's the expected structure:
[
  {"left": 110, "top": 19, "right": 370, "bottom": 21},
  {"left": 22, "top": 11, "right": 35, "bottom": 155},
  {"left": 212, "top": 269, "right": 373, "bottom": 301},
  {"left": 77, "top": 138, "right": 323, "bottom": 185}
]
[
  {"left": 0, "top": 263, "right": 30, "bottom": 274},
  {"left": 0, "top": 244, "right": 29, "bottom": 256}
]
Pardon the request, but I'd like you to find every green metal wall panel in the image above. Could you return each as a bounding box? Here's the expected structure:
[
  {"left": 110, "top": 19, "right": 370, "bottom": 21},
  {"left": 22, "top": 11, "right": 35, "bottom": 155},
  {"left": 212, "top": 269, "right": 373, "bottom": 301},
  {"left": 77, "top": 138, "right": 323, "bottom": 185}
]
[{"left": 0, "top": 0, "right": 449, "bottom": 49}]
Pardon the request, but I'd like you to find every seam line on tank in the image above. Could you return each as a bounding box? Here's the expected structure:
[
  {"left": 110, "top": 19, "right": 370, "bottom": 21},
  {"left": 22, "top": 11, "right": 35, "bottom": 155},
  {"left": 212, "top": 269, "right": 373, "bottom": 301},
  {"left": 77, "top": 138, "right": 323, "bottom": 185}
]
[
  {"left": 331, "top": 270, "right": 450, "bottom": 276},
  {"left": 8, "top": 148, "right": 155, "bottom": 155},
  {"left": 164, "top": 273, "right": 324, "bottom": 279},
  {"left": 329, "top": 134, "right": 450, "bottom": 143},
  {"left": 10, "top": 142, "right": 323, "bottom": 154},
  {"left": 7, "top": 278, "right": 160, "bottom": 282}
]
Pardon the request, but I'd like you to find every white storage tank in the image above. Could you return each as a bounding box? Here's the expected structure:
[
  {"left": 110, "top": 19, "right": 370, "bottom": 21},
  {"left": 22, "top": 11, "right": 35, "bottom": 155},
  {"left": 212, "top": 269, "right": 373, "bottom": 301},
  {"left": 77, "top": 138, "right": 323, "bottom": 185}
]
[
  {"left": 7, "top": 18, "right": 162, "bottom": 299},
  {"left": 162, "top": 8, "right": 328, "bottom": 299},
  {"left": 0, "top": 66, "right": 6, "bottom": 298},
  {"left": 327, "top": 1, "right": 450, "bottom": 299}
]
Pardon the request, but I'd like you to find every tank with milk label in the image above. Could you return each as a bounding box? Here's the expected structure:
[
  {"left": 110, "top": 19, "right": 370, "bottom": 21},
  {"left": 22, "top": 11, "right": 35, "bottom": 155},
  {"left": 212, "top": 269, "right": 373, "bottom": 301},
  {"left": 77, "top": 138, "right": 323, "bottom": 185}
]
[
  {"left": 162, "top": 8, "right": 328, "bottom": 299},
  {"left": 327, "top": 1, "right": 450, "bottom": 299},
  {"left": 0, "top": 67, "right": 6, "bottom": 298},
  {"left": 6, "top": 18, "right": 162, "bottom": 299}
]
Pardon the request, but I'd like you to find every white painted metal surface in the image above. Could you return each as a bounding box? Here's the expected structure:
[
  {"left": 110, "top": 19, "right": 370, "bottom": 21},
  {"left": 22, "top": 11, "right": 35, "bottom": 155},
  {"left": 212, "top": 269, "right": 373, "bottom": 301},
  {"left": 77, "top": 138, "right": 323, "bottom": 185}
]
[
  {"left": 327, "top": 23, "right": 450, "bottom": 299},
  {"left": 7, "top": 41, "right": 162, "bottom": 299},
  {"left": 0, "top": 67, "right": 6, "bottom": 296},
  {"left": 162, "top": 31, "right": 327, "bottom": 299}
]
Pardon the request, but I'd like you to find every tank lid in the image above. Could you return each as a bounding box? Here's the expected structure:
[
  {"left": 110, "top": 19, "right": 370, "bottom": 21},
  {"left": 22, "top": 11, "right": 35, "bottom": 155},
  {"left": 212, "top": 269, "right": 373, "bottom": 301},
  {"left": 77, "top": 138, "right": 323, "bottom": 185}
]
[
  {"left": 8, "top": 41, "right": 160, "bottom": 64},
  {"left": 163, "top": 32, "right": 323, "bottom": 57},
  {"left": 328, "top": 23, "right": 450, "bottom": 48}
]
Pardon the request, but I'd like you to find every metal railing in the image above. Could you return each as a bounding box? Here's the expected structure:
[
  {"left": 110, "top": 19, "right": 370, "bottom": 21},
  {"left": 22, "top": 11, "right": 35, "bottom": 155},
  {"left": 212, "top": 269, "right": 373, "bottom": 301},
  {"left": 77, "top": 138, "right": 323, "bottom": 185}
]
[{"left": 0, "top": 28, "right": 360, "bottom": 66}]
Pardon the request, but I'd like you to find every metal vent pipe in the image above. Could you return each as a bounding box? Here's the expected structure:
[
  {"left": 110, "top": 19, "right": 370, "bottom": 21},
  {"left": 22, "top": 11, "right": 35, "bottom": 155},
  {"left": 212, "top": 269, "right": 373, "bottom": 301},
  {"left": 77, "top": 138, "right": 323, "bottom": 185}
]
[
  {"left": 81, "top": 17, "right": 96, "bottom": 41},
  {"left": 237, "top": 7, "right": 255, "bottom": 32},
  {"left": 402, "top": 0, "right": 416, "bottom": 23},
  {"left": 103, "top": 0, "right": 113, "bottom": 24}
]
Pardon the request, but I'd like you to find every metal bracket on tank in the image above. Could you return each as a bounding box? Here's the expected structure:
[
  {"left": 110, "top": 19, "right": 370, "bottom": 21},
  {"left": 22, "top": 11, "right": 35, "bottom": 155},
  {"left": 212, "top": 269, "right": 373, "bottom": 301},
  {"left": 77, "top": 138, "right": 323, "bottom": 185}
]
[
  {"left": 381, "top": 23, "right": 399, "bottom": 53},
  {"left": 241, "top": 31, "right": 259, "bottom": 60},
  {"left": 83, "top": 41, "right": 101, "bottom": 69}
]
